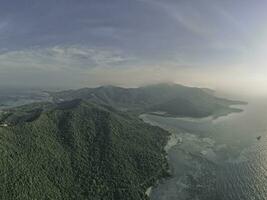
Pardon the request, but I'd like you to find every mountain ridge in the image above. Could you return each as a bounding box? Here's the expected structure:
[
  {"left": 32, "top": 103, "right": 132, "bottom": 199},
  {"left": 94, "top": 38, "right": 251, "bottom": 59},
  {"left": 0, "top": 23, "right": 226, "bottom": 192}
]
[
  {"left": 0, "top": 83, "right": 246, "bottom": 199},
  {"left": 0, "top": 99, "right": 170, "bottom": 200},
  {"left": 50, "top": 83, "right": 246, "bottom": 118}
]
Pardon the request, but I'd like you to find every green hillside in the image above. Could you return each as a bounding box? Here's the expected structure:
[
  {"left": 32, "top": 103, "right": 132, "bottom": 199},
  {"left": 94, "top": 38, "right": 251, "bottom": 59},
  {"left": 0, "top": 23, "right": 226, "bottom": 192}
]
[
  {"left": 0, "top": 83, "right": 245, "bottom": 199},
  {"left": 51, "top": 83, "right": 245, "bottom": 118},
  {"left": 0, "top": 100, "right": 169, "bottom": 200}
]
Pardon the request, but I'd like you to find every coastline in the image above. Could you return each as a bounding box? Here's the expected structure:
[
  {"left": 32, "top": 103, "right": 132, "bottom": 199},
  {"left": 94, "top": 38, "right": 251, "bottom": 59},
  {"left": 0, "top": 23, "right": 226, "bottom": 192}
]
[
  {"left": 164, "top": 134, "right": 181, "bottom": 152},
  {"left": 142, "top": 105, "right": 247, "bottom": 199},
  {"left": 145, "top": 187, "right": 153, "bottom": 197},
  {"left": 144, "top": 123, "right": 181, "bottom": 197}
]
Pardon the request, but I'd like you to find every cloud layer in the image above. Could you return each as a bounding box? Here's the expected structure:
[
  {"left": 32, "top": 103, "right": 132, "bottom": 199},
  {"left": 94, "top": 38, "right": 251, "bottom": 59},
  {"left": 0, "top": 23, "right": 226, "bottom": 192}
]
[
  {"left": 0, "top": 46, "right": 133, "bottom": 88},
  {"left": 0, "top": 0, "right": 267, "bottom": 95}
]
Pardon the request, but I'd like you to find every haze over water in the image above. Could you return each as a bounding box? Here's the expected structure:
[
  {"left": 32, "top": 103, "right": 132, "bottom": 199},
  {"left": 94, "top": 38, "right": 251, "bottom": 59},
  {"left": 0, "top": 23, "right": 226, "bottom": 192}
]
[
  {"left": 142, "top": 97, "right": 267, "bottom": 200},
  {"left": 1, "top": 1, "right": 267, "bottom": 199}
]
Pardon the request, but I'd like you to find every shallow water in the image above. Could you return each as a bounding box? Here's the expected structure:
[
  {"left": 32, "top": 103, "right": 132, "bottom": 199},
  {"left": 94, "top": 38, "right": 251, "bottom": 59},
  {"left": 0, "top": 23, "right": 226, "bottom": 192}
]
[{"left": 141, "top": 98, "right": 267, "bottom": 200}]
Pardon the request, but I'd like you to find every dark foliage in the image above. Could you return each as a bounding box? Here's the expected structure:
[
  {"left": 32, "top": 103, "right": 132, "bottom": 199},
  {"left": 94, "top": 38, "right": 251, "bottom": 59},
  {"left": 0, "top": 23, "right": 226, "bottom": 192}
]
[
  {"left": 51, "top": 83, "right": 245, "bottom": 118},
  {"left": 0, "top": 100, "right": 169, "bottom": 200}
]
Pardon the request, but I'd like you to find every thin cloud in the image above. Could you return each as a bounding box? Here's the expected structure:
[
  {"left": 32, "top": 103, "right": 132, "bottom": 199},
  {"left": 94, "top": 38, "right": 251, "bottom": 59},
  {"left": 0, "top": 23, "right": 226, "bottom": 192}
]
[
  {"left": 0, "top": 45, "right": 132, "bottom": 71},
  {"left": 0, "top": 45, "right": 134, "bottom": 88},
  {"left": 138, "top": 0, "right": 214, "bottom": 37}
]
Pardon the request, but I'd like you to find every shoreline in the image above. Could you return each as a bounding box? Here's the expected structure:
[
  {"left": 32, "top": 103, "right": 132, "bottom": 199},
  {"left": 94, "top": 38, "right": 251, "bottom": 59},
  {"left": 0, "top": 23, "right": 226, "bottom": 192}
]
[
  {"left": 146, "top": 102, "right": 247, "bottom": 122},
  {"left": 142, "top": 106, "right": 247, "bottom": 198},
  {"left": 145, "top": 128, "right": 181, "bottom": 197},
  {"left": 145, "top": 187, "right": 152, "bottom": 197}
]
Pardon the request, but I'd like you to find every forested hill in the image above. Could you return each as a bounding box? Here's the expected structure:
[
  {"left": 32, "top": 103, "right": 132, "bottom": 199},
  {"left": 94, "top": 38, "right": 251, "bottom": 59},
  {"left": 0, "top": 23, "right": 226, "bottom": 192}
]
[
  {"left": 0, "top": 84, "right": 245, "bottom": 199},
  {"left": 51, "top": 83, "right": 245, "bottom": 118},
  {"left": 0, "top": 100, "right": 169, "bottom": 200}
]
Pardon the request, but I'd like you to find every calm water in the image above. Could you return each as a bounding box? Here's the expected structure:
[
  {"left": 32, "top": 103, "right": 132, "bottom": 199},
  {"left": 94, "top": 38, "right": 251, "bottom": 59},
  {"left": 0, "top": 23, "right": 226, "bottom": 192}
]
[{"left": 141, "top": 98, "right": 267, "bottom": 200}]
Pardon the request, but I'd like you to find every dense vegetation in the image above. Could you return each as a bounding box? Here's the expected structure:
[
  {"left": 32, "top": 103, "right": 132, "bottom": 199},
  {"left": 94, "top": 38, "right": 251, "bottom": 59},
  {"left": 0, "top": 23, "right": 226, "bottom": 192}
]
[
  {"left": 51, "top": 83, "right": 245, "bottom": 118},
  {"left": 0, "top": 83, "right": 245, "bottom": 199},
  {"left": 0, "top": 100, "right": 170, "bottom": 200}
]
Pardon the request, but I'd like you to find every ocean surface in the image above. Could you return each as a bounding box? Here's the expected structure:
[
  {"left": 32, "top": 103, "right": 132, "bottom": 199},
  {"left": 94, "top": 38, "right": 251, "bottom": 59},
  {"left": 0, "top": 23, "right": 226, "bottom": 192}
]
[{"left": 141, "top": 98, "right": 267, "bottom": 200}]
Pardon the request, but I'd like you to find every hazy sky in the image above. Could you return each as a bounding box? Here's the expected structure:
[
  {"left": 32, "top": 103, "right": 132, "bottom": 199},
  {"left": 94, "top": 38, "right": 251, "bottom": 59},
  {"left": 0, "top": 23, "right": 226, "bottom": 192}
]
[{"left": 1, "top": 0, "right": 267, "bottom": 94}]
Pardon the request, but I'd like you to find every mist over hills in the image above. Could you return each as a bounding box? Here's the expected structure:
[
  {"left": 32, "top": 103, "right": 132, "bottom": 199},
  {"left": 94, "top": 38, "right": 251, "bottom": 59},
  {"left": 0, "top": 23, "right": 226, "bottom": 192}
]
[
  {"left": 0, "top": 83, "right": 245, "bottom": 199},
  {"left": 0, "top": 0, "right": 265, "bottom": 199},
  {"left": 51, "top": 83, "right": 245, "bottom": 118}
]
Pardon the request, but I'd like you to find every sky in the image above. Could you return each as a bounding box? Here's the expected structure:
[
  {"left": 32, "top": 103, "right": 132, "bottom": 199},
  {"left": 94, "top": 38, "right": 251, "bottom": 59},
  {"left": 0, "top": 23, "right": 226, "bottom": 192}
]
[{"left": 1, "top": 0, "right": 267, "bottom": 94}]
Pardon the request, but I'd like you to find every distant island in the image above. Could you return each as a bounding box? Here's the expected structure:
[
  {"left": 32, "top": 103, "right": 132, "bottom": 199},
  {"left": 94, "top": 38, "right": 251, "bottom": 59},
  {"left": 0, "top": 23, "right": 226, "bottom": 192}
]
[{"left": 0, "top": 83, "right": 245, "bottom": 200}]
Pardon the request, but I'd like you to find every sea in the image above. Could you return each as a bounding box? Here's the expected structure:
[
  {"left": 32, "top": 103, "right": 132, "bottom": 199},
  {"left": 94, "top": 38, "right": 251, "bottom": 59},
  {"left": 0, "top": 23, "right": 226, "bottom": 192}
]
[{"left": 141, "top": 97, "right": 267, "bottom": 200}]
